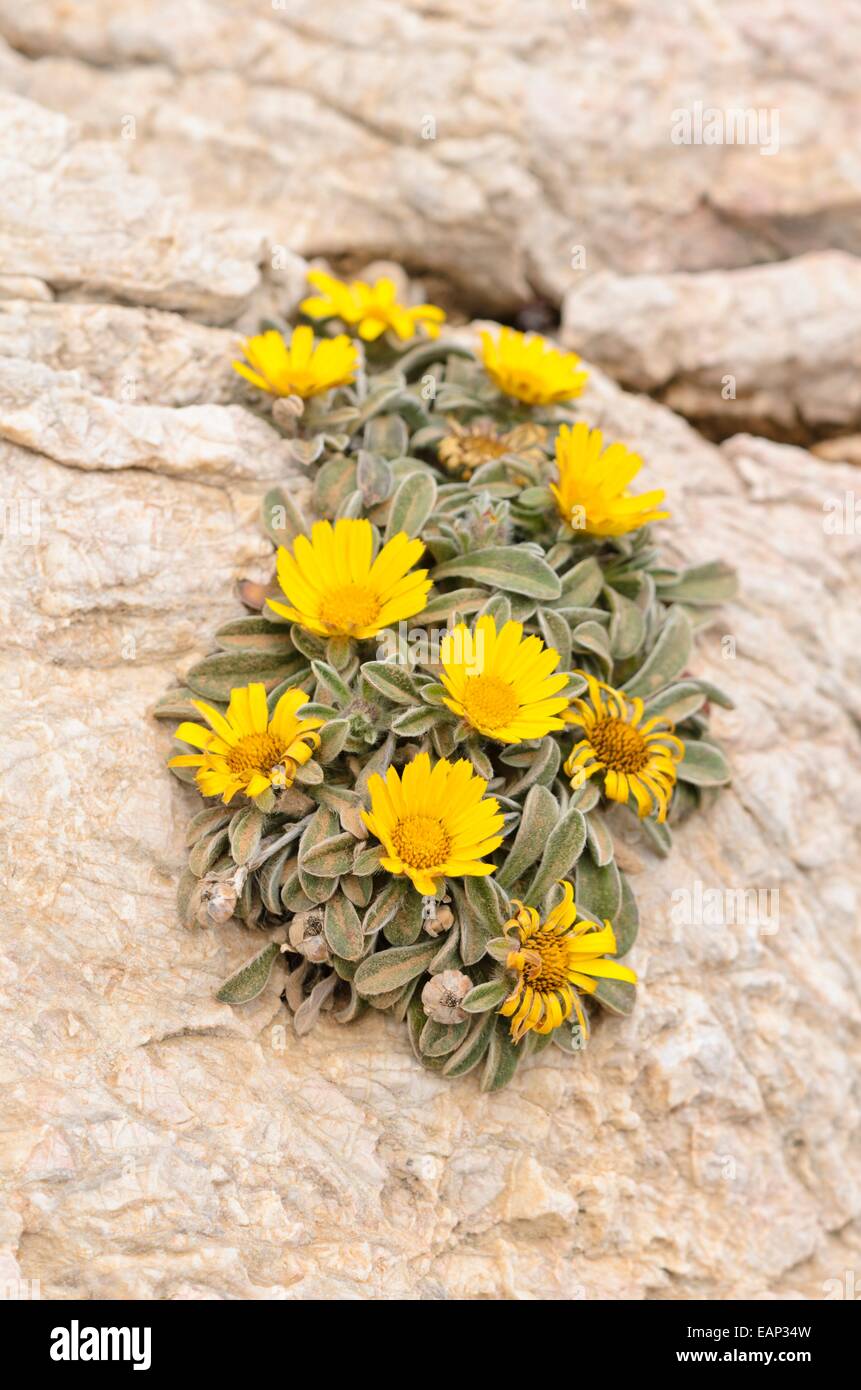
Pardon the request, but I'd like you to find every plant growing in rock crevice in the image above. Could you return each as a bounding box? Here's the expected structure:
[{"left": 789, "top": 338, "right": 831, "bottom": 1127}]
[{"left": 157, "top": 272, "right": 735, "bottom": 1090}]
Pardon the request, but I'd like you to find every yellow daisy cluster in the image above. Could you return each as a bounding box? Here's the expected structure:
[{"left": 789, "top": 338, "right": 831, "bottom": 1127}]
[{"left": 301, "top": 270, "right": 446, "bottom": 342}]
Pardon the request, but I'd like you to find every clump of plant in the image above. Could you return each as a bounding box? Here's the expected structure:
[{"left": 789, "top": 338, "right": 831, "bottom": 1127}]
[{"left": 156, "top": 270, "right": 735, "bottom": 1090}]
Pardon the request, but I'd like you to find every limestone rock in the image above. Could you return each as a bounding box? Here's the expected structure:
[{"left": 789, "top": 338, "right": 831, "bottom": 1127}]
[
  {"left": 562, "top": 253, "right": 861, "bottom": 443},
  {"left": 1, "top": 288, "right": 859, "bottom": 1298},
  {"left": 1, "top": 2, "right": 860, "bottom": 311},
  {"left": 0, "top": 91, "right": 264, "bottom": 323}
]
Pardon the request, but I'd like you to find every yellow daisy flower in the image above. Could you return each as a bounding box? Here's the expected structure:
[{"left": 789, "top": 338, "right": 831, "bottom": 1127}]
[
  {"left": 439, "top": 615, "right": 569, "bottom": 743},
  {"left": 563, "top": 672, "right": 683, "bottom": 822},
  {"left": 300, "top": 269, "right": 446, "bottom": 342},
  {"left": 169, "top": 682, "right": 323, "bottom": 804},
  {"left": 232, "top": 325, "right": 358, "bottom": 398},
  {"left": 550, "top": 422, "right": 670, "bottom": 536},
  {"left": 500, "top": 881, "right": 636, "bottom": 1042},
  {"left": 362, "top": 752, "right": 505, "bottom": 896},
  {"left": 268, "top": 518, "right": 432, "bottom": 639},
  {"left": 479, "top": 327, "right": 588, "bottom": 406},
  {"left": 437, "top": 418, "right": 547, "bottom": 479}
]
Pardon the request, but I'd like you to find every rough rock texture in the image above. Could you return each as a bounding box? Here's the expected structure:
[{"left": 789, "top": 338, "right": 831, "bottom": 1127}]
[
  {"left": 2, "top": 288, "right": 860, "bottom": 1297},
  {"left": 1, "top": 1, "right": 861, "bottom": 311},
  {"left": 1, "top": 9, "right": 860, "bottom": 1297},
  {"left": 563, "top": 253, "right": 861, "bottom": 443}
]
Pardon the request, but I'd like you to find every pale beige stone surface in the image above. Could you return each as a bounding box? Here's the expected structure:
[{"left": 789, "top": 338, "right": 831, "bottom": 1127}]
[
  {"left": 562, "top": 253, "right": 861, "bottom": 442},
  {"left": 0, "top": 1, "right": 860, "bottom": 311},
  {"left": 0, "top": 13, "right": 860, "bottom": 1298},
  {"left": 1, "top": 295, "right": 860, "bottom": 1299}
]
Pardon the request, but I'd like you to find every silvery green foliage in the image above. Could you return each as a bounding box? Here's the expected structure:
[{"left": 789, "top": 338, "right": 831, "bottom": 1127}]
[{"left": 158, "top": 335, "right": 735, "bottom": 1089}]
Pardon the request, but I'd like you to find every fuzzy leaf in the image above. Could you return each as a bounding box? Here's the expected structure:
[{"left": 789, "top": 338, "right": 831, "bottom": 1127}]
[
  {"left": 361, "top": 661, "right": 422, "bottom": 705},
  {"left": 559, "top": 556, "right": 603, "bottom": 606},
  {"left": 536, "top": 607, "right": 572, "bottom": 670},
  {"left": 310, "top": 660, "right": 352, "bottom": 708},
  {"left": 584, "top": 810, "right": 614, "bottom": 867},
  {"left": 417, "top": 587, "right": 487, "bottom": 622},
  {"left": 258, "top": 845, "right": 295, "bottom": 914},
  {"left": 623, "top": 607, "right": 692, "bottom": 697},
  {"left": 261, "top": 487, "right": 308, "bottom": 547},
  {"left": 497, "top": 784, "right": 559, "bottom": 890},
  {"left": 639, "top": 815, "right": 673, "bottom": 857},
  {"left": 362, "top": 878, "right": 407, "bottom": 936},
  {"left": 458, "top": 877, "right": 508, "bottom": 965},
  {"left": 301, "top": 832, "right": 356, "bottom": 878},
  {"left": 215, "top": 616, "right": 295, "bottom": 654},
  {"left": 420, "top": 1017, "right": 470, "bottom": 1057},
  {"left": 354, "top": 939, "right": 439, "bottom": 997},
  {"left": 676, "top": 739, "right": 731, "bottom": 786},
  {"left": 313, "top": 456, "right": 358, "bottom": 516},
  {"left": 481, "top": 1021, "right": 521, "bottom": 1092},
  {"left": 186, "top": 651, "right": 302, "bottom": 702},
  {"left": 606, "top": 587, "right": 646, "bottom": 660},
  {"left": 642, "top": 681, "right": 707, "bottom": 724},
  {"left": 187, "top": 828, "right": 230, "bottom": 878},
  {"left": 384, "top": 471, "right": 438, "bottom": 541},
  {"left": 570, "top": 619, "right": 612, "bottom": 674},
  {"left": 442, "top": 1010, "right": 497, "bottom": 1077},
  {"left": 383, "top": 884, "right": 425, "bottom": 946},
  {"left": 364, "top": 413, "right": 409, "bottom": 459},
  {"left": 352, "top": 841, "right": 383, "bottom": 876},
  {"left": 228, "top": 807, "right": 265, "bottom": 866},
  {"left": 324, "top": 895, "right": 365, "bottom": 961},
  {"left": 153, "top": 686, "right": 199, "bottom": 721},
  {"left": 432, "top": 546, "right": 562, "bottom": 601},
  {"left": 317, "top": 718, "right": 350, "bottom": 764},
  {"left": 575, "top": 854, "right": 622, "bottom": 921},
  {"left": 390, "top": 706, "right": 451, "bottom": 736},
  {"left": 613, "top": 872, "right": 640, "bottom": 956},
  {"left": 656, "top": 560, "right": 738, "bottom": 607},
  {"left": 461, "top": 978, "right": 510, "bottom": 1014},
  {"left": 356, "top": 449, "right": 394, "bottom": 505},
  {"left": 185, "top": 806, "right": 231, "bottom": 848},
  {"left": 525, "top": 808, "right": 587, "bottom": 901},
  {"left": 592, "top": 978, "right": 636, "bottom": 1016},
  {"left": 215, "top": 943, "right": 279, "bottom": 1004}
]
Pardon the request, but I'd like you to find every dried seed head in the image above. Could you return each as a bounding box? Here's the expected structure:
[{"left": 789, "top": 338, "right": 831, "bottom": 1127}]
[
  {"left": 288, "top": 908, "right": 331, "bottom": 964},
  {"left": 194, "top": 878, "right": 237, "bottom": 927},
  {"left": 421, "top": 969, "right": 472, "bottom": 1024}
]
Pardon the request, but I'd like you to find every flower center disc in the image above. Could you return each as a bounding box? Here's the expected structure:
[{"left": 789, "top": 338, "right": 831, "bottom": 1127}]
[
  {"left": 589, "top": 716, "right": 649, "bottom": 773},
  {"left": 391, "top": 814, "right": 452, "bottom": 870},
  {"left": 225, "top": 731, "right": 286, "bottom": 777},
  {"left": 462, "top": 673, "right": 520, "bottom": 731},
  {"left": 522, "top": 931, "right": 569, "bottom": 990},
  {"left": 318, "top": 582, "right": 381, "bottom": 633}
]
